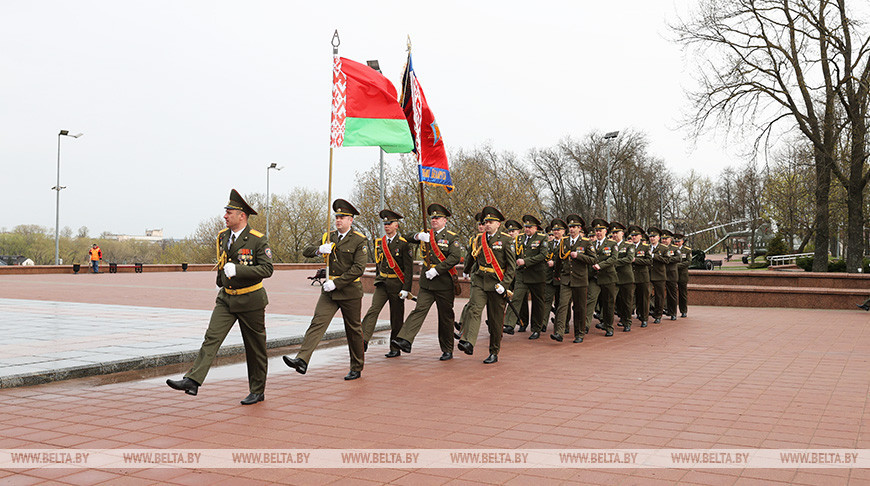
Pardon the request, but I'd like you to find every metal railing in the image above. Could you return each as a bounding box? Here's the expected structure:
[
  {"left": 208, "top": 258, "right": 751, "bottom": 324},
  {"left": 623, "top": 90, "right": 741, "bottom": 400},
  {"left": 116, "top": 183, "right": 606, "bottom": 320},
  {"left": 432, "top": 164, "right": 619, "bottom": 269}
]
[{"left": 766, "top": 252, "right": 813, "bottom": 266}]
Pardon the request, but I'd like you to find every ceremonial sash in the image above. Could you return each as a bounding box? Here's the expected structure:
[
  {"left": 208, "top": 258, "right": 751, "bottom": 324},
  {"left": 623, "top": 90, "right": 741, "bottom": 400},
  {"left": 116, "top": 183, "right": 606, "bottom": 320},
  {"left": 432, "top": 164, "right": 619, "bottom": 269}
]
[
  {"left": 428, "top": 229, "right": 457, "bottom": 277},
  {"left": 480, "top": 233, "right": 505, "bottom": 281},
  {"left": 380, "top": 236, "right": 405, "bottom": 283}
]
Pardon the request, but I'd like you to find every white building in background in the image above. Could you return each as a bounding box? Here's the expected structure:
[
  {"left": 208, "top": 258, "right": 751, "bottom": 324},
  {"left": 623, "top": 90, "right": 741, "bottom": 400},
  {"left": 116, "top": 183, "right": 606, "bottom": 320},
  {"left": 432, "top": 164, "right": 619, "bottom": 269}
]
[{"left": 107, "top": 229, "right": 165, "bottom": 242}]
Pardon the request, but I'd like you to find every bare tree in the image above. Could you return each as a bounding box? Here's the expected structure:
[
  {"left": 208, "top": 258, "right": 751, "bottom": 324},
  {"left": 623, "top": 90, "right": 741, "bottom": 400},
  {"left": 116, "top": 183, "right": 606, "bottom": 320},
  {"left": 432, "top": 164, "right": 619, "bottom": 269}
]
[
  {"left": 673, "top": 0, "right": 848, "bottom": 271},
  {"left": 763, "top": 143, "right": 816, "bottom": 252}
]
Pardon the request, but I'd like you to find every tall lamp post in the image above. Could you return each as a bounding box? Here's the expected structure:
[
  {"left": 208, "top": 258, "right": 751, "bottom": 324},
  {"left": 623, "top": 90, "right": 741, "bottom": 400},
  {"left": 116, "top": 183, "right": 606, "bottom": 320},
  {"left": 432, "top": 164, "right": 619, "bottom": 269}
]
[
  {"left": 367, "top": 60, "right": 387, "bottom": 236},
  {"left": 602, "top": 131, "right": 619, "bottom": 221},
  {"left": 54, "top": 130, "right": 83, "bottom": 265},
  {"left": 266, "top": 162, "right": 282, "bottom": 239}
]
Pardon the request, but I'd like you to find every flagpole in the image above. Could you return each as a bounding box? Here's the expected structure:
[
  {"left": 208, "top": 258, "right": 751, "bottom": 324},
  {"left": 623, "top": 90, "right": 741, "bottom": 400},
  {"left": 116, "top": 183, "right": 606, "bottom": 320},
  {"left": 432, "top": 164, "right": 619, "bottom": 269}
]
[
  {"left": 404, "top": 36, "right": 428, "bottom": 234},
  {"left": 325, "top": 30, "right": 341, "bottom": 277}
]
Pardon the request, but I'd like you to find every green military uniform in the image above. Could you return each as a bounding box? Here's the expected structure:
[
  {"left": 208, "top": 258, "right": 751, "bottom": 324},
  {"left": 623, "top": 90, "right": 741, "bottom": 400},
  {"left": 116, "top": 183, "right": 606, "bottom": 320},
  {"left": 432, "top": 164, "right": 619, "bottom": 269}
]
[
  {"left": 541, "top": 219, "right": 566, "bottom": 334},
  {"left": 586, "top": 219, "right": 618, "bottom": 336},
  {"left": 457, "top": 213, "right": 486, "bottom": 337},
  {"left": 501, "top": 220, "right": 525, "bottom": 330},
  {"left": 504, "top": 215, "right": 548, "bottom": 334},
  {"left": 552, "top": 214, "right": 597, "bottom": 342},
  {"left": 293, "top": 199, "right": 368, "bottom": 376},
  {"left": 180, "top": 189, "right": 273, "bottom": 398},
  {"left": 675, "top": 234, "right": 691, "bottom": 317},
  {"left": 662, "top": 230, "right": 680, "bottom": 320},
  {"left": 392, "top": 204, "right": 462, "bottom": 357},
  {"left": 611, "top": 222, "right": 637, "bottom": 332},
  {"left": 629, "top": 226, "right": 652, "bottom": 327},
  {"left": 648, "top": 227, "right": 668, "bottom": 322},
  {"left": 361, "top": 210, "right": 414, "bottom": 356},
  {"left": 458, "top": 206, "right": 516, "bottom": 362}
]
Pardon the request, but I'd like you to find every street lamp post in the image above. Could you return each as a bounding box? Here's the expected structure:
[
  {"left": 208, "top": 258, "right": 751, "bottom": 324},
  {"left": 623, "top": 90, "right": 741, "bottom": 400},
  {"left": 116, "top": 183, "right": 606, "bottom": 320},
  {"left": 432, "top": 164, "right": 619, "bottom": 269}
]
[
  {"left": 602, "top": 131, "right": 619, "bottom": 222},
  {"left": 367, "top": 60, "right": 387, "bottom": 236},
  {"left": 266, "top": 162, "right": 282, "bottom": 240},
  {"left": 54, "top": 130, "right": 83, "bottom": 265}
]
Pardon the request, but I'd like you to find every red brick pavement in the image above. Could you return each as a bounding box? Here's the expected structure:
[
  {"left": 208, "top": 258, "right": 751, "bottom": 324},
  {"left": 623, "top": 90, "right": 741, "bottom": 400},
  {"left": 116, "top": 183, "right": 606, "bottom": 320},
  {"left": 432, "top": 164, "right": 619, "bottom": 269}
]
[{"left": 1, "top": 271, "right": 869, "bottom": 484}]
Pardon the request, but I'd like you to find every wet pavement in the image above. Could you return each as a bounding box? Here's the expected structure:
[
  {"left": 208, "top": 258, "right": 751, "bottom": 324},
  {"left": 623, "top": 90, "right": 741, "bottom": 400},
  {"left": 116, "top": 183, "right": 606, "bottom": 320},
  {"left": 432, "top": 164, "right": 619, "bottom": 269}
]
[{"left": 1, "top": 270, "right": 869, "bottom": 484}]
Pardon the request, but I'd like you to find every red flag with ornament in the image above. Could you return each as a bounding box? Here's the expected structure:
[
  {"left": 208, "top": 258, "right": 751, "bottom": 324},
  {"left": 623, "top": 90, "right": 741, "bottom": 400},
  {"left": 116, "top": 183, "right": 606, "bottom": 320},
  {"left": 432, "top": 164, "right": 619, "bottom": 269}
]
[{"left": 400, "top": 52, "right": 453, "bottom": 192}]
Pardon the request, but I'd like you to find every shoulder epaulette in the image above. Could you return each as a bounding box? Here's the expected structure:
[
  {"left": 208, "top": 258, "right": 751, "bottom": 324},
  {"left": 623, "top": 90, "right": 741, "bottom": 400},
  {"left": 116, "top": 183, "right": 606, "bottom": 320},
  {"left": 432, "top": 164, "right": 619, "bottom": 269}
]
[
  {"left": 249, "top": 229, "right": 264, "bottom": 238},
  {"left": 398, "top": 236, "right": 407, "bottom": 242},
  {"left": 354, "top": 231, "right": 365, "bottom": 238},
  {"left": 446, "top": 230, "right": 457, "bottom": 236},
  {"left": 582, "top": 237, "right": 590, "bottom": 241},
  {"left": 219, "top": 228, "right": 230, "bottom": 234}
]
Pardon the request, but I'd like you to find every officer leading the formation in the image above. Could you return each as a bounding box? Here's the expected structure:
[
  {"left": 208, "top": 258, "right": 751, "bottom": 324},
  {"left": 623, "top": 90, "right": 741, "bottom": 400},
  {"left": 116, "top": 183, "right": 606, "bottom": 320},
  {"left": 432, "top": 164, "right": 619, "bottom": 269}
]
[
  {"left": 361, "top": 210, "right": 414, "bottom": 357},
  {"left": 283, "top": 199, "right": 368, "bottom": 380},
  {"left": 167, "top": 189, "right": 273, "bottom": 405}
]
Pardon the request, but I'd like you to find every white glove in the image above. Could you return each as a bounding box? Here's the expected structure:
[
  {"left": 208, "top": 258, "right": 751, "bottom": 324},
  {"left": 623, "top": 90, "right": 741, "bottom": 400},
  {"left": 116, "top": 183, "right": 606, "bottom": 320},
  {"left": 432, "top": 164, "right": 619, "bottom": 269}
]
[
  {"left": 495, "top": 283, "right": 505, "bottom": 294},
  {"left": 399, "top": 290, "right": 409, "bottom": 299},
  {"left": 425, "top": 267, "right": 439, "bottom": 280},
  {"left": 462, "top": 273, "right": 469, "bottom": 279},
  {"left": 223, "top": 262, "right": 236, "bottom": 278},
  {"left": 416, "top": 232, "right": 430, "bottom": 243},
  {"left": 322, "top": 280, "right": 336, "bottom": 292},
  {"left": 318, "top": 243, "right": 333, "bottom": 255}
]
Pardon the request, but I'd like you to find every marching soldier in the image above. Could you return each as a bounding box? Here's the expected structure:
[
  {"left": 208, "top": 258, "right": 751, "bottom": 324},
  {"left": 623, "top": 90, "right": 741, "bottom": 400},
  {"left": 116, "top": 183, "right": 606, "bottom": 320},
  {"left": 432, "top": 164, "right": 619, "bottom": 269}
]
[
  {"left": 647, "top": 227, "right": 668, "bottom": 324},
  {"left": 457, "top": 206, "right": 516, "bottom": 363},
  {"left": 391, "top": 203, "right": 462, "bottom": 360},
  {"left": 504, "top": 215, "right": 548, "bottom": 338},
  {"left": 361, "top": 210, "right": 414, "bottom": 357},
  {"left": 283, "top": 199, "right": 368, "bottom": 380},
  {"left": 661, "top": 229, "right": 680, "bottom": 321},
  {"left": 504, "top": 219, "right": 522, "bottom": 239},
  {"left": 674, "top": 233, "right": 691, "bottom": 318},
  {"left": 629, "top": 225, "right": 652, "bottom": 328},
  {"left": 455, "top": 212, "right": 486, "bottom": 339},
  {"left": 167, "top": 189, "right": 273, "bottom": 405},
  {"left": 551, "top": 214, "right": 596, "bottom": 343},
  {"left": 587, "top": 218, "right": 618, "bottom": 337},
  {"left": 610, "top": 222, "right": 636, "bottom": 332},
  {"left": 542, "top": 219, "right": 567, "bottom": 333},
  {"left": 501, "top": 219, "right": 525, "bottom": 330}
]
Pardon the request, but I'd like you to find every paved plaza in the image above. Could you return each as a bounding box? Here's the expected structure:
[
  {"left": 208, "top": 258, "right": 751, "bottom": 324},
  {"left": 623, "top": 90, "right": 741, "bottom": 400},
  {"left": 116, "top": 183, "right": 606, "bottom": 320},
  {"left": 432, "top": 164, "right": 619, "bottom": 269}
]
[{"left": 1, "top": 270, "right": 869, "bottom": 484}]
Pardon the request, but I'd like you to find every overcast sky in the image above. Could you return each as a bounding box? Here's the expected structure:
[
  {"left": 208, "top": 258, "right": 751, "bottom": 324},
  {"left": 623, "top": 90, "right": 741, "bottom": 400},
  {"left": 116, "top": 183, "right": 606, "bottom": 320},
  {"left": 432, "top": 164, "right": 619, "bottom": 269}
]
[{"left": 2, "top": 1, "right": 747, "bottom": 239}]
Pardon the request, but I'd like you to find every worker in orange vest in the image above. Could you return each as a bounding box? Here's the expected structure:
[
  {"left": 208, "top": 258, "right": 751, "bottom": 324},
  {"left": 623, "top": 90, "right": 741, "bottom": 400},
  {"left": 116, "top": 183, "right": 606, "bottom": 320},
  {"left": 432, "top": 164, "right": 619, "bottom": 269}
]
[{"left": 88, "top": 244, "right": 102, "bottom": 273}]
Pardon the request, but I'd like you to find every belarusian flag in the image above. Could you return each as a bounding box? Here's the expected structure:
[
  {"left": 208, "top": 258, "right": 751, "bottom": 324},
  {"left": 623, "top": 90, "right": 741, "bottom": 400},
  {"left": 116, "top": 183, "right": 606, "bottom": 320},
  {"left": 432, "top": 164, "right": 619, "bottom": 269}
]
[{"left": 330, "top": 56, "right": 414, "bottom": 153}]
